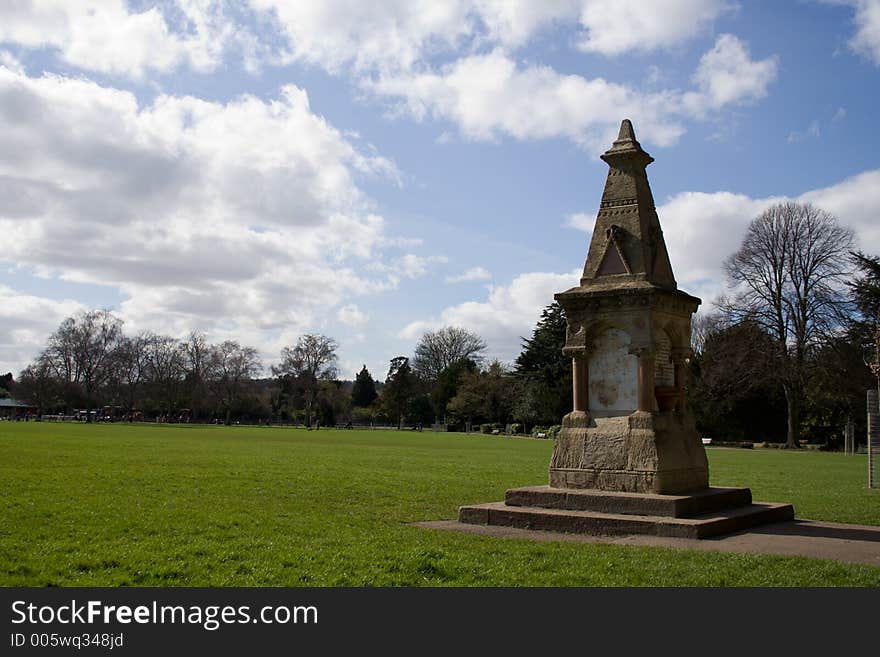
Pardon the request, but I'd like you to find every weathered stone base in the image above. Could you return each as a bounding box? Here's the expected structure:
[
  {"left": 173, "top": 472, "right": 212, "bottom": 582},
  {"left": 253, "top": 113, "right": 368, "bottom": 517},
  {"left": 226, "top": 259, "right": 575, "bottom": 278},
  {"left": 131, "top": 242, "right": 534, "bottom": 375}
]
[
  {"left": 458, "top": 486, "right": 794, "bottom": 539},
  {"left": 505, "top": 485, "right": 751, "bottom": 517},
  {"left": 549, "top": 410, "right": 708, "bottom": 494}
]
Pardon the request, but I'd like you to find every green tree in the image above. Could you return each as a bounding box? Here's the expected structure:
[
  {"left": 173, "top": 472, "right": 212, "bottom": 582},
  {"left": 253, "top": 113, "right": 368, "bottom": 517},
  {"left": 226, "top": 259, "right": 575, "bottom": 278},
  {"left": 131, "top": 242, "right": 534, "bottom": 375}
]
[
  {"left": 447, "top": 360, "right": 518, "bottom": 425},
  {"left": 0, "top": 372, "right": 11, "bottom": 398},
  {"left": 688, "top": 317, "right": 786, "bottom": 442},
  {"left": 351, "top": 365, "right": 378, "bottom": 408},
  {"left": 430, "top": 358, "right": 477, "bottom": 422},
  {"left": 380, "top": 356, "right": 416, "bottom": 430},
  {"left": 513, "top": 302, "right": 571, "bottom": 428},
  {"left": 850, "top": 251, "right": 880, "bottom": 378},
  {"left": 272, "top": 334, "right": 338, "bottom": 427}
]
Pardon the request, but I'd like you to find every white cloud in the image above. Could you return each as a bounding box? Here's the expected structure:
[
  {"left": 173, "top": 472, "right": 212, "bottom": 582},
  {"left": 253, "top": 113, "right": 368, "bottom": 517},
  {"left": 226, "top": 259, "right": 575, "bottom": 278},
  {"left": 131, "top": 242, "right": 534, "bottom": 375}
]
[
  {"left": 849, "top": 0, "right": 880, "bottom": 65},
  {"left": 0, "top": 0, "right": 237, "bottom": 79},
  {"left": 399, "top": 270, "right": 581, "bottom": 361},
  {"left": 383, "top": 254, "right": 449, "bottom": 280},
  {"left": 565, "top": 212, "right": 596, "bottom": 232},
  {"left": 446, "top": 266, "right": 491, "bottom": 283},
  {"left": 800, "top": 169, "right": 880, "bottom": 251},
  {"left": 682, "top": 34, "right": 778, "bottom": 115},
  {"left": 0, "top": 1, "right": 736, "bottom": 82},
  {"left": 569, "top": 169, "right": 880, "bottom": 308},
  {"left": 369, "top": 35, "right": 777, "bottom": 150},
  {"left": 576, "top": 0, "right": 732, "bottom": 56},
  {"left": 833, "top": 106, "right": 847, "bottom": 121},
  {"left": 337, "top": 304, "right": 369, "bottom": 328},
  {"left": 0, "top": 285, "right": 86, "bottom": 375},
  {"left": 249, "top": 0, "right": 474, "bottom": 74},
  {"left": 367, "top": 49, "right": 687, "bottom": 150},
  {"left": 0, "top": 65, "right": 413, "bottom": 372},
  {"left": 249, "top": 0, "right": 731, "bottom": 75}
]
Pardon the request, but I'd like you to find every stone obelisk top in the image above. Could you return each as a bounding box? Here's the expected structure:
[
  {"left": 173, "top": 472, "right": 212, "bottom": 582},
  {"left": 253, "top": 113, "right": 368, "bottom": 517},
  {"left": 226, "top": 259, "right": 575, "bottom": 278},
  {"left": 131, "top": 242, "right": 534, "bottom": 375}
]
[{"left": 578, "top": 119, "right": 677, "bottom": 291}]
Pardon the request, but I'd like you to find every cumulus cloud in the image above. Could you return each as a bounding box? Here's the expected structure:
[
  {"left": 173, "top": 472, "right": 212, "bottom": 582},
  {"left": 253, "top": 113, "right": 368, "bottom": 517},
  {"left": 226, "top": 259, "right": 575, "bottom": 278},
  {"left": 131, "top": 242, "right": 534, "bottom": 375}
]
[
  {"left": 369, "top": 35, "right": 777, "bottom": 150},
  {"left": 367, "top": 49, "right": 688, "bottom": 150},
  {"left": 0, "top": 4, "right": 765, "bottom": 152},
  {"left": 249, "top": 0, "right": 731, "bottom": 74},
  {"left": 249, "top": 0, "right": 473, "bottom": 74},
  {"left": 0, "top": 0, "right": 240, "bottom": 79},
  {"left": 575, "top": 0, "right": 732, "bottom": 56},
  {"left": 399, "top": 270, "right": 581, "bottom": 361},
  {"left": 849, "top": 0, "right": 880, "bottom": 65},
  {"left": 446, "top": 266, "right": 491, "bottom": 283},
  {"left": 0, "top": 65, "right": 413, "bottom": 370},
  {"left": 565, "top": 212, "right": 596, "bottom": 232},
  {"left": 682, "top": 34, "right": 778, "bottom": 116},
  {"left": 0, "top": 286, "right": 86, "bottom": 375}
]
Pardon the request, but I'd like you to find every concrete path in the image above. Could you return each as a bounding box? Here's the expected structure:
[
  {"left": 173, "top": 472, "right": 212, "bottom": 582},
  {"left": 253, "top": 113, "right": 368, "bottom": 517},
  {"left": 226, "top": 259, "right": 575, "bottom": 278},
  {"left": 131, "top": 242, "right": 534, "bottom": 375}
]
[{"left": 415, "top": 518, "right": 880, "bottom": 567}]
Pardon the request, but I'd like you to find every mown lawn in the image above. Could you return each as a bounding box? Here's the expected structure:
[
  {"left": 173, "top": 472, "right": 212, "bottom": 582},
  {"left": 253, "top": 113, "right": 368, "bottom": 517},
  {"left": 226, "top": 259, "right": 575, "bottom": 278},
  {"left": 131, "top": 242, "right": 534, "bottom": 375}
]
[{"left": 1, "top": 422, "right": 878, "bottom": 586}]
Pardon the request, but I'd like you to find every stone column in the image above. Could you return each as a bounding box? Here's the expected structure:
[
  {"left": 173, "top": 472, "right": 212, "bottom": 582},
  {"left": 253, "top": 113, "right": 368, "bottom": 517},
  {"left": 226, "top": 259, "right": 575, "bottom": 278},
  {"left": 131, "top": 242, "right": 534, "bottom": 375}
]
[
  {"left": 572, "top": 354, "right": 588, "bottom": 412},
  {"left": 634, "top": 347, "right": 655, "bottom": 413}
]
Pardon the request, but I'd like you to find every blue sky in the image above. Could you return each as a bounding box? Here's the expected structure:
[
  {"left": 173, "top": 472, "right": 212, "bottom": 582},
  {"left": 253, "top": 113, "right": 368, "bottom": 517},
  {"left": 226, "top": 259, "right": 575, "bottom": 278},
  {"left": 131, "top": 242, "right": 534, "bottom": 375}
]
[{"left": 1, "top": 0, "right": 879, "bottom": 381}]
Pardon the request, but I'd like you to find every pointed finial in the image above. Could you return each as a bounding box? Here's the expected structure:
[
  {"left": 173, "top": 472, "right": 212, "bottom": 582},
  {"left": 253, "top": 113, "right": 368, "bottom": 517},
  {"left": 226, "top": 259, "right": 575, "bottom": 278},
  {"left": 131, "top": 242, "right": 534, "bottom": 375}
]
[
  {"left": 601, "top": 118, "right": 653, "bottom": 166},
  {"left": 617, "top": 119, "right": 635, "bottom": 142}
]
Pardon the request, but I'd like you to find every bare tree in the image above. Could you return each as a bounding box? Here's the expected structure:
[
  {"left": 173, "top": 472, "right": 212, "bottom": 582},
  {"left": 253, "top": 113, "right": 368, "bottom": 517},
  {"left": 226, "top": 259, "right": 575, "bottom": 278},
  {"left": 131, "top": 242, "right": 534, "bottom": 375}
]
[
  {"left": 16, "top": 353, "right": 62, "bottom": 412},
  {"left": 719, "top": 201, "right": 854, "bottom": 447},
  {"left": 144, "top": 334, "right": 186, "bottom": 417},
  {"left": 412, "top": 326, "right": 487, "bottom": 382},
  {"left": 112, "top": 331, "right": 152, "bottom": 414},
  {"left": 272, "top": 334, "right": 338, "bottom": 427},
  {"left": 44, "top": 310, "right": 124, "bottom": 418},
  {"left": 206, "top": 340, "right": 262, "bottom": 425},
  {"left": 180, "top": 330, "right": 211, "bottom": 420}
]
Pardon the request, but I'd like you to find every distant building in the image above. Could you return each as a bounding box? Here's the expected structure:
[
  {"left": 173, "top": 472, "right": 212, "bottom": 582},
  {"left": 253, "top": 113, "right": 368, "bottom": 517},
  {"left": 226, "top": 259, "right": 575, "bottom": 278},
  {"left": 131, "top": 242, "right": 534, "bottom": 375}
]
[{"left": 0, "top": 398, "right": 37, "bottom": 419}]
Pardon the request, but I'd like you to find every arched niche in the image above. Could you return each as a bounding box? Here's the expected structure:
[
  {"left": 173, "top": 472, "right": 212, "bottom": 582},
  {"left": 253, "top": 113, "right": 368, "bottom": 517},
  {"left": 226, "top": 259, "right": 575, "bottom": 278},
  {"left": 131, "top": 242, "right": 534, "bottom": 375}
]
[{"left": 588, "top": 328, "right": 638, "bottom": 416}]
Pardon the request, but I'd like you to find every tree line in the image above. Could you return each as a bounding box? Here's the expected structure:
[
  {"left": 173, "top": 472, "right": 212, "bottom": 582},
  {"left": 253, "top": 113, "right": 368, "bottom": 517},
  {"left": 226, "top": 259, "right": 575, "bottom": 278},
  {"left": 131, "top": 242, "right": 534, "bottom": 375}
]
[{"left": 4, "top": 201, "right": 879, "bottom": 445}]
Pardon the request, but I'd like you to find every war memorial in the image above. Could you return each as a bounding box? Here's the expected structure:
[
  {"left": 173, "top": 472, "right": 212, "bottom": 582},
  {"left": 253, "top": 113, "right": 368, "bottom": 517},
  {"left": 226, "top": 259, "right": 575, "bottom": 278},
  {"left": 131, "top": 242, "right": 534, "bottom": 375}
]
[{"left": 459, "top": 120, "right": 795, "bottom": 539}]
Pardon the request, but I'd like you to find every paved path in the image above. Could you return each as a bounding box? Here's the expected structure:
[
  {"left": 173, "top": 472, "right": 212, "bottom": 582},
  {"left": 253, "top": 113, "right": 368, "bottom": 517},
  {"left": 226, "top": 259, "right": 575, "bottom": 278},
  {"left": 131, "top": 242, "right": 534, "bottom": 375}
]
[{"left": 415, "top": 518, "right": 880, "bottom": 567}]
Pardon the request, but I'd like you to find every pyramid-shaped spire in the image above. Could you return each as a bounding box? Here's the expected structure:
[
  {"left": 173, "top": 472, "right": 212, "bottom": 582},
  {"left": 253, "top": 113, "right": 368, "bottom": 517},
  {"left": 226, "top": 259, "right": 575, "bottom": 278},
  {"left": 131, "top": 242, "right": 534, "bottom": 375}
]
[{"left": 580, "top": 119, "right": 676, "bottom": 289}]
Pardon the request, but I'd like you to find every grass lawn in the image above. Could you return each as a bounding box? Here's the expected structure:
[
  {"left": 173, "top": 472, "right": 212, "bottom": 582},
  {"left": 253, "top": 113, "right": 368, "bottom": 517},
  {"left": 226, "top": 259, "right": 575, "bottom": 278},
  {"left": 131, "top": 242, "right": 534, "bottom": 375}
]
[{"left": 1, "top": 422, "right": 878, "bottom": 587}]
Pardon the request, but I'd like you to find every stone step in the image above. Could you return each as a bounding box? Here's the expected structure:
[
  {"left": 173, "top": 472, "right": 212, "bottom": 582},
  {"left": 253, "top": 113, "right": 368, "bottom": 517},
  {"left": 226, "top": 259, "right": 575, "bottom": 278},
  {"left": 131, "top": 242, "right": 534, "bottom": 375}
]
[
  {"left": 504, "top": 485, "right": 753, "bottom": 518},
  {"left": 458, "top": 500, "right": 795, "bottom": 539}
]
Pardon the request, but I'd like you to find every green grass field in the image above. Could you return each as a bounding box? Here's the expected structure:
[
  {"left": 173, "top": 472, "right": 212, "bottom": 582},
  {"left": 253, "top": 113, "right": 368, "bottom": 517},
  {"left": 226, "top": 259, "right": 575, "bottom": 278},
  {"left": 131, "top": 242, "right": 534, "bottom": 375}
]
[{"left": 1, "top": 422, "right": 878, "bottom": 586}]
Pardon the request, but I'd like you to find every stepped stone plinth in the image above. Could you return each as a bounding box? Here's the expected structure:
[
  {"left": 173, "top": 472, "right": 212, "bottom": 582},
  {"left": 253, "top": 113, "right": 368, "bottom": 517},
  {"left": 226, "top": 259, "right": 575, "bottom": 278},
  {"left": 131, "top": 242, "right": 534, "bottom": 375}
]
[{"left": 458, "top": 119, "right": 794, "bottom": 539}]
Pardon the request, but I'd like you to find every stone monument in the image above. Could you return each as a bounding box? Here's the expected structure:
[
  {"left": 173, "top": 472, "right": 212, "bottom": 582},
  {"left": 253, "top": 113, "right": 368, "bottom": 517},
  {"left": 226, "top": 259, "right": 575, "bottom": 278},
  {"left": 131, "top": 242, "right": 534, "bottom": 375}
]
[
  {"left": 550, "top": 118, "right": 708, "bottom": 494},
  {"left": 459, "top": 120, "right": 794, "bottom": 538}
]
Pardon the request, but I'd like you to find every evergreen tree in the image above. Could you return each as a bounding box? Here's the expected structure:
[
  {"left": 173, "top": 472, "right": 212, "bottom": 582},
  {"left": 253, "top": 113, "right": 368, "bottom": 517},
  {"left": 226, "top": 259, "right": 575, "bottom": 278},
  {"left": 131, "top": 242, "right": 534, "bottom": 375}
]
[
  {"left": 351, "top": 365, "right": 378, "bottom": 408},
  {"left": 850, "top": 251, "right": 880, "bottom": 379},
  {"left": 513, "top": 302, "right": 571, "bottom": 427},
  {"left": 380, "top": 357, "right": 416, "bottom": 430}
]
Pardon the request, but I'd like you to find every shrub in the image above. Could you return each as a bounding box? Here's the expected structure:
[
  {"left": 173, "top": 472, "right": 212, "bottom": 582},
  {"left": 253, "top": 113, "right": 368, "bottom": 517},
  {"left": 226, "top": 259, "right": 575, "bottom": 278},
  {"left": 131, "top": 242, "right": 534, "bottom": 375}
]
[
  {"left": 479, "top": 423, "right": 493, "bottom": 434},
  {"left": 546, "top": 425, "right": 562, "bottom": 440},
  {"left": 509, "top": 423, "right": 522, "bottom": 435}
]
